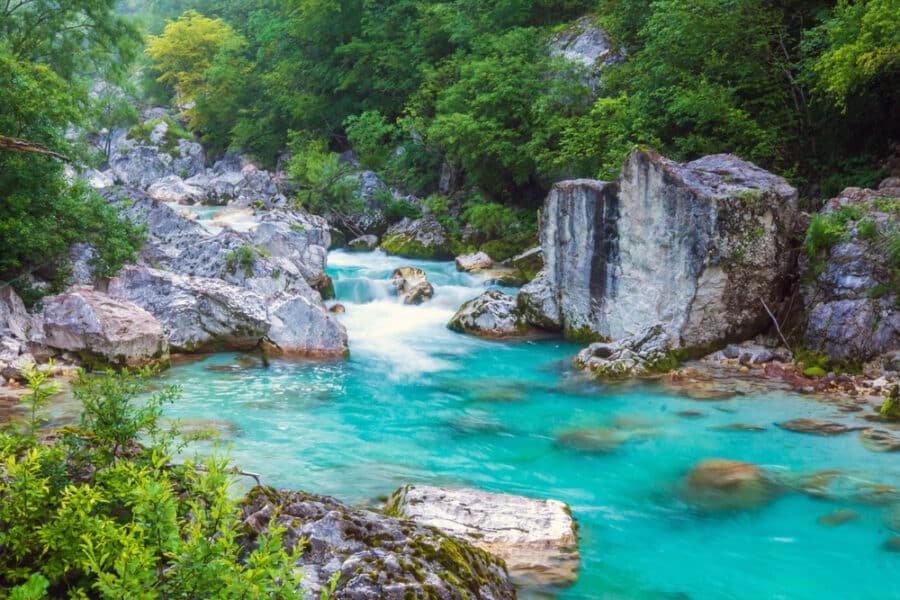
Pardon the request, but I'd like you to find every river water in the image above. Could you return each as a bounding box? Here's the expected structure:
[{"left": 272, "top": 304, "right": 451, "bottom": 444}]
[{"left": 157, "top": 249, "right": 899, "bottom": 599}]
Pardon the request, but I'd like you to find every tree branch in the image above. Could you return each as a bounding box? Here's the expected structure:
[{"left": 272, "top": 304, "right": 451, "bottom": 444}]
[{"left": 0, "top": 134, "right": 70, "bottom": 161}]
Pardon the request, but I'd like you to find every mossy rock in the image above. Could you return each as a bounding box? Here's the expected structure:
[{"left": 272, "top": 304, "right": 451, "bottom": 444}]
[
  {"left": 881, "top": 386, "right": 900, "bottom": 422},
  {"left": 381, "top": 233, "right": 453, "bottom": 260}
]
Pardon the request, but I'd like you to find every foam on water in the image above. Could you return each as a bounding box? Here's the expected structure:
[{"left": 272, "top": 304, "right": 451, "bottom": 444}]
[{"left": 157, "top": 249, "right": 900, "bottom": 600}]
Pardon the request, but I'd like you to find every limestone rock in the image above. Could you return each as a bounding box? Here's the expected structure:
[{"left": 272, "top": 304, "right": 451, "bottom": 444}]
[
  {"left": 108, "top": 266, "right": 269, "bottom": 353},
  {"left": 517, "top": 271, "right": 561, "bottom": 331},
  {"left": 39, "top": 286, "right": 168, "bottom": 366},
  {"left": 391, "top": 267, "right": 435, "bottom": 305},
  {"left": 527, "top": 149, "right": 797, "bottom": 354},
  {"left": 549, "top": 16, "right": 624, "bottom": 93},
  {"left": 574, "top": 325, "right": 675, "bottom": 379},
  {"left": 381, "top": 216, "right": 453, "bottom": 260},
  {"left": 266, "top": 294, "right": 348, "bottom": 358},
  {"left": 147, "top": 175, "right": 204, "bottom": 204},
  {"left": 504, "top": 246, "right": 543, "bottom": 281},
  {"left": 387, "top": 484, "right": 579, "bottom": 589},
  {"left": 0, "top": 287, "right": 34, "bottom": 340},
  {"left": 801, "top": 181, "right": 899, "bottom": 362},
  {"left": 347, "top": 234, "right": 379, "bottom": 252},
  {"left": 448, "top": 290, "right": 527, "bottom": 338},
  {"left": 455, "top": 251, "right": 493, "bottom": 272},
  {"left": 682, "top": 459, "right": 773, "bottom": 511},
  {"left": 777, "top": 418, "right": 866, "bottom": 436},
  {"left": 241, "top": 487, "right": 514, "bottom": 600}
]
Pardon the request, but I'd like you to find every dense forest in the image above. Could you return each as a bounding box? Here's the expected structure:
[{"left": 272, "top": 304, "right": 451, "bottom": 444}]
[{"left": 2, "top": 0, "right": 899, "bottom": 296}]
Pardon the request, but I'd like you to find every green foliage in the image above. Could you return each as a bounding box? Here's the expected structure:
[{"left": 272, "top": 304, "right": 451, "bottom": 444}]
[
  {"left": 803, "top": 366, "right": 828, "bottom": 377},
  {"left": 881, "top": 386, "right": 900, "bottom": 421},
  {"left": 375, "top": 189, "right": 422, "bottom": 221},
  {"left": 287, "top": 134, "right": 359, "bottom": 215},
  {"left": 345, "top": 111, "right": 400, "bottom": 171},
  {"left": 127, "top": 117, "right": 195, "bottom": 156},
  {"left": 0, "top": 369, "right": 303, "bottom": 598},
  {"left": 225, "top": 244, "right": 262, "bottom": 277},
  {"left": 805, "top": 213, "right": 846, "bottom": 258}
]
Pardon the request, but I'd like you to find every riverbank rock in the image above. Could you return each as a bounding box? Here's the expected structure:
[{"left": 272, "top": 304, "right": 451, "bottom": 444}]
[
  {"left": 348, "top": 234, "right": 379, "bottom": 252},
  {"left": 241, "top": 487, "right": 514, "bottom": 599},
  {"left": 328, "top": 170, "right": 390, "bottom": 236},
  {"left": 574, "top": 325, "right": 676, "bottom": 379},
  {"left": 108, "top": 266, "right": 269, "bottom": 352},
  {"left": 266, "top": 294, "right": 349, "bottom": 358},
  {"left": 682, "top": 459, "right": 773, "bottom": 511},
  {"left": 524, "top": 149, "right": 798, "bottom": 356},
  {"left": 777, "top": 418, "right": 866, "bottom": 436},
  {"left": 386, "top": 485, "right": 579, "bottom": 589},
  {"left": 455, "top": 252, "right": 493, "bottom": 272},
  {"left": 381, "top": 216, "right": 453, "bottom": 260},
  {"left": 39, "top": 286, "right": 168, "bottom": 367},
  {"left": 801, "top": 180, "right": 899, "bottom": 363},
  {"left": 391, "top": 267, "right": 434, "bottom": 305},
  {"left": 448, "top": 291, "right": 528, "bottom": 338}
]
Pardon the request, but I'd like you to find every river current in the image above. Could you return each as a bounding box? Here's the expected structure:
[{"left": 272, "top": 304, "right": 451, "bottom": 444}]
[{"left": 156, "top": 249, "right": 900, "bottom": 599}]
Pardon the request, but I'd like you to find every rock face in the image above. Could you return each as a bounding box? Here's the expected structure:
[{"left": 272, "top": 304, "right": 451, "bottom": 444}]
[
  {"left": 39, "top": 286, "right": 168, "bottom": 366},
  {"left": 391, "top": 267, "right": 435, "bottom": 305},
  {"left": 105, "top": 190, "right": 348, "bottom": 358},
  {"left": 0, "top": 287, "right": 37, "bottom": 380},
  {"left": 448, "top": 291, "right": 527, "bottom": 338},
  {"left": 387, "top": 485, "right": 579, "bottom": 589},
  {"left": 525, "top": 149, "right": 798, "bottom": 354},
  {"left": 381, "top": 216, "right": 453, "bottom": 260},
  {"left": 455, "top": 252, "right": 493, "bottom": 272},
  {"left": 241, "top": 487, "right": 514, "bottom": 600},
  {"left": 801, "top": 180, "right": 899, "bottom": 363},
  {"left": 574, "top": 325, "right": 675, "bottom": 379},
  {"left": 108, "top": 266, "right": 269, "bottom": 352},
  {"left": 549, "top": 16, "right": 624, "bottom": 93}
]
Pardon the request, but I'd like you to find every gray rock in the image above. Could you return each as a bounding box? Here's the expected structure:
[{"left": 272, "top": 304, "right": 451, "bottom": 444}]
[
  {"left": 448, "top": 290, "right": 526, "bottom": 338},
  {"left": 387, "top": 485, "right": 579, "bottom": 589},
  {"left": 347, "top": 235, "right": 379, "bottom": 252},
  {"left": 241, "top": 487, "right": 514, "bottom": 600},
  {"left": 381, "top": 216, "right": 453, "bottom": 260},
  {"left": 517, "top": 271, "right": 561, "bottom": 331},
  {"left": 147, "top": 175, "right": 204, "bottom": 204},
  {"left": 574, "top": 325, "right": 674, "bottom": 379},
  {"left": 455, "top": 251, "right": 493, "bottom": 272},
  {"left": 110, "top": 145, "right": 174, "bottom": 189},
  {"left": 39, "top": 286, "right": 168, "bottom": 366},
  {"left": 530, "top": 149, "right": 798, "bottom": 353},
  {"left": 267, "top": 294, "right": 348, "bottom": 358},
  {"left": 0, "top": 287, "right": 34, "bottom": 340},
  {"left": 504, "top": 246, "right": 543, "bottom": 280},
  {"left": 0, "top": 336, "right": 35, "bottom": 381},
  {"left": 68, "top": 243, "right": 98, "bottom": 286},
  {"left": 108, "top": 266, "right": 269, "bottom": 353},
  {"left": 549, "top": 16, "right": 624, "bottom": 93},
  {"left": 391, "top": 267, "right": 434, "bottom": 305},
  {"left": 802, "top": 185, "right": 899, "bottom": 363}
]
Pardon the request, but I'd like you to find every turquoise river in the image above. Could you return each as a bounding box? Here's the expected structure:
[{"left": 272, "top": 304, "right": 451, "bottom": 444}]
[{"left": 156, "top": 249, "right": 900, "bottom": 600}]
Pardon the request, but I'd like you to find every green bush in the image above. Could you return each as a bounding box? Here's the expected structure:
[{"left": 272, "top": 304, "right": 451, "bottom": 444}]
[
  {"left": 804, "top": 213, "right": 846, "bottom": 258},
  {"left": 126, "top": 117, "right": 194, "bottom": 156},
  {"left": 0, "top": 368, "right": 303, "bottom": 598}
]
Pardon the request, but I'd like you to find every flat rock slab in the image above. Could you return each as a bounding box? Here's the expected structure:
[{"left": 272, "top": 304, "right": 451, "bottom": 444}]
[
  {"left": 777, "top": 418, "right": 867, "bottom": 436},
  {"left": 387, "top": 485, "right": 579, "bottom": 590}
]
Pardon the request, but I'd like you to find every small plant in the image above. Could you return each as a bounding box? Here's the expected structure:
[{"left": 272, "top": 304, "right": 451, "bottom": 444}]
[
  {"left": 804, "top": 213, "right": 845, "bottom": 258},
  {"left": 225, "top": 244, "right": 259, "bottom": 277},
  {"left": 857, "top": 218, "right": 879, "bottom": 240},
  {"left": 18, "top": 361, "right": 57, "bottom": 437},
  {"left": 881, "top": 386, "right": 900, "bottom": 421}
]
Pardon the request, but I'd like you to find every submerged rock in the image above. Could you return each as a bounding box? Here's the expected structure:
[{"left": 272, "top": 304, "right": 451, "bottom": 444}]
[
  {"left": 391, "top": 267, "right": 434, "bottom": 305},
  {"left": 455, "top": 251, "right": 493, "bottom": 273},
  {"left": 39, "top": 286, "right": 168, "bottom": 367},
  {"left": 682, "top": 459, "right": 773, "bottom": 511},
  {"left": 381, "top": 216, "right": 453, "bottom": 260},
  {"left": 777, "top": 418, "right": 866, "bottom": 436},
  {"left": 816, "top": 509, "right": 860, "bottom": 527},
  {"left": 523, "top": 149, "right": 798, "bottom": 356},
  {"left": 448, "top": 290, "right": 527, "bottom": 338},
  {"left": 386, "top": 484, "right": 579, "bottom": 589},
  {"left": 241, "top": 487, "right": 514, "bottom": 599}
]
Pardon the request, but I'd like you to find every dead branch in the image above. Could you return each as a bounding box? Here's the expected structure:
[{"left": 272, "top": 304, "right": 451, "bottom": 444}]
[{"left": 0, "top": 134, "right": 70, "bottom": 161}]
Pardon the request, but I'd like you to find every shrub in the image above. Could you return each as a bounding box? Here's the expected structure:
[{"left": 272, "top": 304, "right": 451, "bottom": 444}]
[
  {"left": 804, "top": 213, "right": 845, "bottom": 258},
  {"left": 225, "top": 244, "right": 259, "bottom": 277},
  {"left": 0, "top": 368, "right": 303, "bottom": 598}
]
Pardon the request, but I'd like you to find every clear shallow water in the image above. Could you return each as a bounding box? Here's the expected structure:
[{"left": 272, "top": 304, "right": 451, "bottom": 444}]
[{"left": 158, "top": 250, "right": 900, "bottom": 599}]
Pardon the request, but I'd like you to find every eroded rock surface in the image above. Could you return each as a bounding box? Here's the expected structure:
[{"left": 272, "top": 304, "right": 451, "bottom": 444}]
[
  {"left": 448, "top": 290, "right": 527, "bottom": 338},
  {"left": 241, "top": 487, "right": 514, "bottom": 599},
  {"left": 387, "top": 484, "right": 579, "bottom": 589},
  {"left": 574, "top": 325, "right": 674, "bottom": 379}
]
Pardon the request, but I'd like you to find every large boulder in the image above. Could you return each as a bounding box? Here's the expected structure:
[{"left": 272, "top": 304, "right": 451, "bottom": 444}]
[
  {"left": 801, "top": 181, "right": 899, "bottom": 363},
  {"left": 108, "top": 266, "right": 269, "bottom": 353},
  {"left": 386, "top": 485, "right": 579, "bottom": 589},
  {"left": 241, "top": 487, "right": 514, "bottom": 599},
  {"left": 381, "top": 216, "right": 453, "bottom": 260},
  {"left": 147, "top": 175, "right": 204, "bottom": 204},
  {"left": 185, "top": 162, "right": 285, "bottom": 207},
  {"left": 0, "top": 286, "right": 33, "bottom": 341},
  {"left": 525, "top": 149, "right": 798, "bottom": 353},
  {"left": 266, "top": 294, "right": 349, "bottom": 358},
  {"left": 455, "top": 251, "right": 493, "bottom": 273},
  {"left": 39, "top": 286, "right": 168, "bottom": 366},
  {"left": 448, "top": 290, "right": 527, "bottom": 338}
]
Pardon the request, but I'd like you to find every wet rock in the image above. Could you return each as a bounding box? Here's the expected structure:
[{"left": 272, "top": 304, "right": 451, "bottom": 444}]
[
  {"left": 390, "top": 267, "right": 434, "bottom": 305},
  {"left": 108, "top": 266, "right": 269, "bottom": 352},
  {"left": 883, "top": 536, "right": 900, "bottom": 553},
  {"left": 528, "top": 149, "right": 797, "bottom": 355},
  {"left": 448, "top": 291, "right": 527, "bottom": 338},
  {"left": 676, "top": 410, "right": 704, "bottom": 418},
  {"left": 39, "top": 286, "right": 168, "bottom": 367},
  {"left": 386, "top": 484, "right": 579, "bottom": 589},
  {"left": 329, "top": 303, "right": 346, "bottom": 314},
  {"left": 710, "top": 423, "right": 767, "bottom": 432},
  {"left": 266, "top": 294, "right": 349, "bottom": 358},
  {"left": 241, "top": 487, "right": 514, "bottom": 599},
  {"left": 381, "top": 216, "right": 453, "bottom": 260},
  {"left": 347, "top": 234, "right": 379, "bottom": 252},
  {"left": 860, "top": 428, "right": 900, "bottom": 452},
  {"left": 777, "top": 418, "right": 866, "bottom": 436},
  {"left": 455, "top": 251, "right": 493, "bottom": 273},
  {"left": 555, "top": 427, "right": 632, "bottom": 453},
  {"left": 816, "top": 509, "right": 860, "bottom": 527},
  {"left": 517, "top": 271, "right": 562, "bottom": 331},
  {"left": 574, "top": 325, "right": 675, "bottom": 380},
  {"left": 682, "top": 459, "right": 773, "bottom": 511}
]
